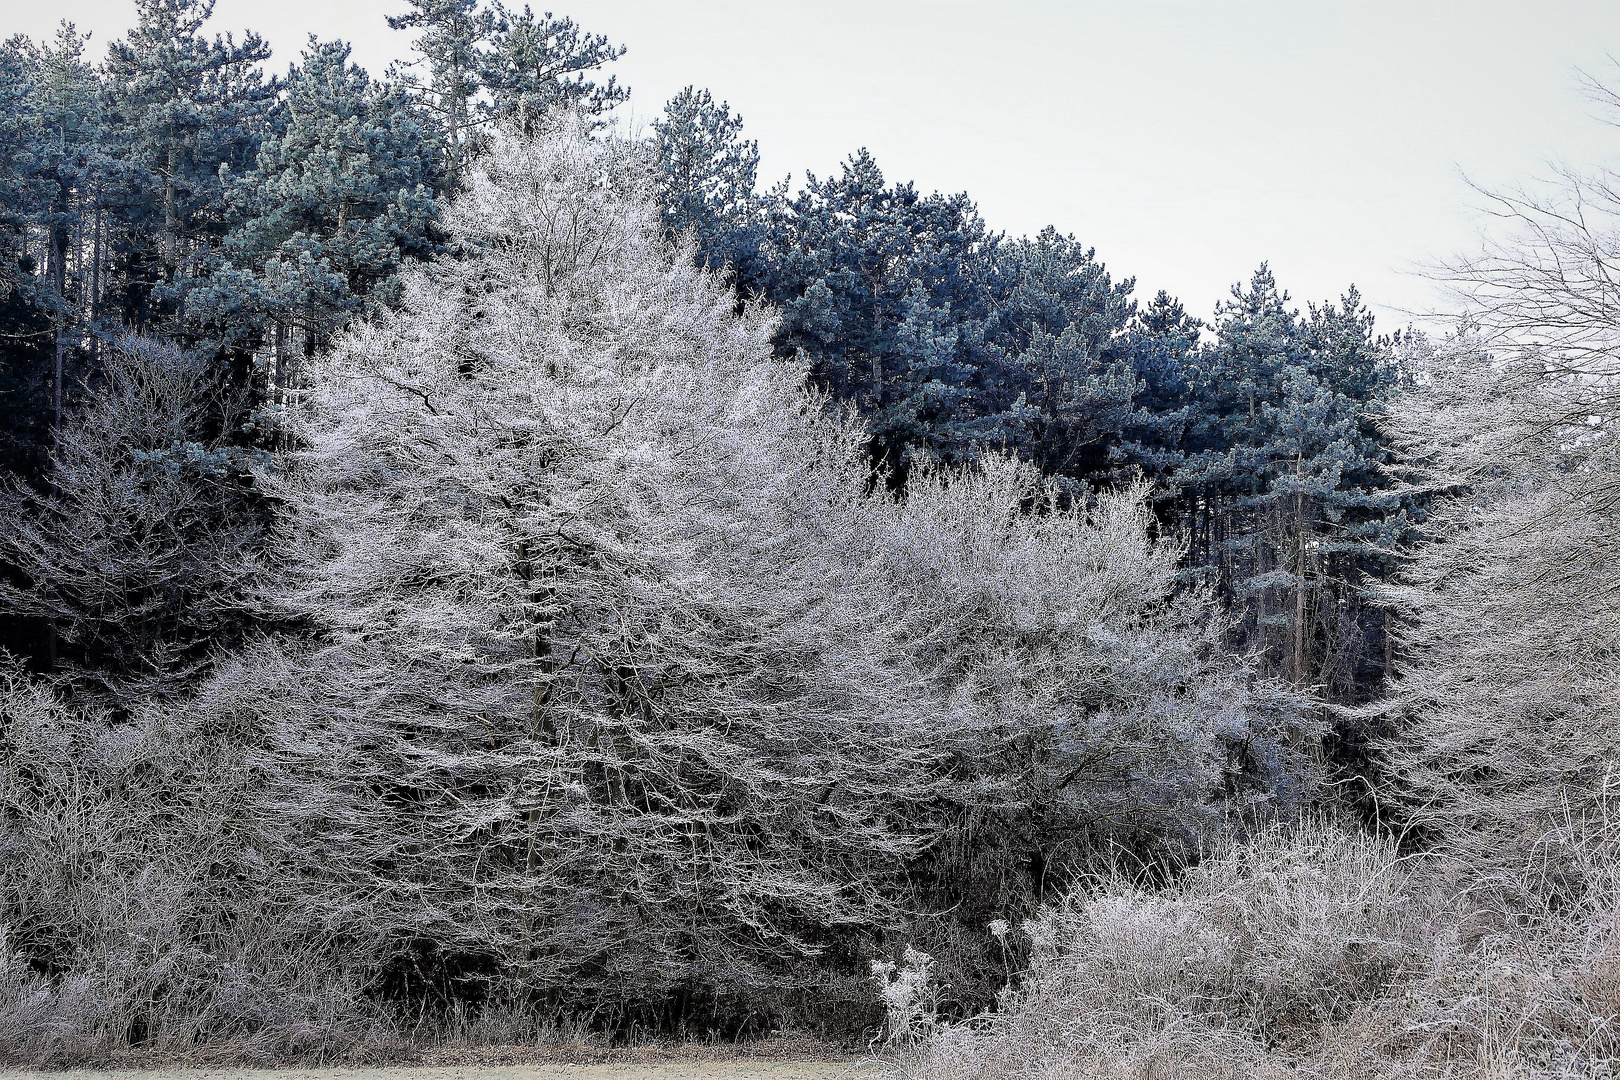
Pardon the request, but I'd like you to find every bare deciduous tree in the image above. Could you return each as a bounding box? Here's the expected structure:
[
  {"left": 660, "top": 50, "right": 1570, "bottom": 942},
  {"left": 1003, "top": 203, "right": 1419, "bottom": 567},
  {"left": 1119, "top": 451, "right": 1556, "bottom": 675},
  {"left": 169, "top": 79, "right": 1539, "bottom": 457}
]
[{"left": 1378, "top": 92, "right": 1620, "bottom": 867}]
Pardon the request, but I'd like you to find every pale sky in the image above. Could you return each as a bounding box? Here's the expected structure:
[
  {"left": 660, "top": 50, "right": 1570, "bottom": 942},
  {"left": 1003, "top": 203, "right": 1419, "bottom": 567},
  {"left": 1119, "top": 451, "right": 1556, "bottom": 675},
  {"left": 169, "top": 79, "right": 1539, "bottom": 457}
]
[{"left": 11, "top": 1, "right": 1620, "bottom": 332}]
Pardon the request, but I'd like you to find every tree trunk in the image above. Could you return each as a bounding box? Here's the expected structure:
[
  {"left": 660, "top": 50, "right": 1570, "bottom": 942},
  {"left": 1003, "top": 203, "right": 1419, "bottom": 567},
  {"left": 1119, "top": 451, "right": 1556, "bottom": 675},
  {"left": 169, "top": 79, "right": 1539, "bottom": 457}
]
[
  {"left": 49, "top": 215, "right": 68, "bottom": 431},
  {"left": 1292, "top": 454, "right": 1308, "bottom": 683},
  {"left": 89, "top": 194, "right": 103, "bottom": 359},
  {"left": 1293, "top": 494, "right": 1307, "bottom": 683}
]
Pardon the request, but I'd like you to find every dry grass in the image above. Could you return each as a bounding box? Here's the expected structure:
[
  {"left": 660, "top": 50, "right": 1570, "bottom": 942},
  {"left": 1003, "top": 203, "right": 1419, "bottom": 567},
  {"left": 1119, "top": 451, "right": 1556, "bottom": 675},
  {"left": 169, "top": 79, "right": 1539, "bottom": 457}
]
[
  {"left": 0, "top": 1061, "right": 880, "bottom": 1080},
  {"left": 0, "top": 1034, "right": 876, "bottom": 1079}
]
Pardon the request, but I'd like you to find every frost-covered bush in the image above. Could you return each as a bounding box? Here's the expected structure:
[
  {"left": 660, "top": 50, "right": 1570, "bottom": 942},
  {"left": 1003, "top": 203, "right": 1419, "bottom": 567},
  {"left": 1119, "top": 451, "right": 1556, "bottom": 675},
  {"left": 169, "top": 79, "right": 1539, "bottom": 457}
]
[
  {"left": 871, "top": 946, "right": 940, "bottom": 1048},
  {"left": 884, "top": 463, "right": 1313, "bottom": 854},
  {"left": 0, "top": 660, "right": 381, "bottom": 1065},
  {"left": 874, "top": 462, "right": 1314, "bottom": 1009},
  {"left": 1394, "top": 809, "right": 1620, "bottom": 1079},
  {"left": 910, "top": 826, "right": 1425, "bottom": 1080},
  {"left": 906, "top": 819, "right": 1620, "bottom": 1080}
]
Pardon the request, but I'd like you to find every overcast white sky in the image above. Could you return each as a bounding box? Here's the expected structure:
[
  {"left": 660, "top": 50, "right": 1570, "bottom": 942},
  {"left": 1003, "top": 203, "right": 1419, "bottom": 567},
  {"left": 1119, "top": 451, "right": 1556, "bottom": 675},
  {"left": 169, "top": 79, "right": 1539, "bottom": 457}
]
[{"left": 11, "top": 1, "right": 1620, "bottom": 331}]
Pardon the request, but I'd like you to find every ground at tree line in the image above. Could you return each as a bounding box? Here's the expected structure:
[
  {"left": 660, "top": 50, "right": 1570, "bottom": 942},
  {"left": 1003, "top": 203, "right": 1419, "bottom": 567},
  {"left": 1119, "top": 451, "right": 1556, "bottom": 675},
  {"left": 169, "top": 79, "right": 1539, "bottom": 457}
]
[{"left": 0, "top": 1060, "right": 882, "bottom": 1080}]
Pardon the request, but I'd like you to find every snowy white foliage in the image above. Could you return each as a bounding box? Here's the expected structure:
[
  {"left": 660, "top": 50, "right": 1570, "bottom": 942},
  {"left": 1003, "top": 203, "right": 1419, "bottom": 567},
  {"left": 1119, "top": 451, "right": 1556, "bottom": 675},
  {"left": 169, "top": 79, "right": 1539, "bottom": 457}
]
[
  {"left": 907, "top": 820, "right": 1620, "bottom": 1080},
  {"left": 1378, "top": 168, "right": 1620, "bottom": 869},
  {"left": 188, "top": 116, "right": 1305, "bottom": 1010},
  {"left": 0, "top": 659, "right": 379, "bottom": 1064},
  {"left": 0, "top": 338, "right": 263, "bottom": 701},
  {"left": 872, "top": 463, "right": 1313, "bottom": 870},
  {"left": 0, "top": 115, "right": 1312, "bottom": 1049},
  {"left": 909, "top": 825, "right": 1425, "bottom": 1080},
  {"left": 871, "top": 945, "right": 940, "bottom": 1047}
]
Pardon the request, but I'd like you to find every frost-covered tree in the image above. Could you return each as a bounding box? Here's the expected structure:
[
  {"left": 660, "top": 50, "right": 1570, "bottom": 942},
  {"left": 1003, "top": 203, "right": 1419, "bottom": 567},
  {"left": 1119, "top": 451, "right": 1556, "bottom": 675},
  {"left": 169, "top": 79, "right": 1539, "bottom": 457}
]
[
  {"left": 1378, "top": 95, "right": 1620, "bottom": 863},
  {"left": 1380, "top": 342, "right": 1620, "bottom": 866},
  {"left": 0, "top": 336, "right": 264, "bottom": 701},
  {"left": 208, "top": 118, "right": 944, "bottom": 1012},
  {"left": 887, "top": 463, "right": 1311, "bottom": 860}
]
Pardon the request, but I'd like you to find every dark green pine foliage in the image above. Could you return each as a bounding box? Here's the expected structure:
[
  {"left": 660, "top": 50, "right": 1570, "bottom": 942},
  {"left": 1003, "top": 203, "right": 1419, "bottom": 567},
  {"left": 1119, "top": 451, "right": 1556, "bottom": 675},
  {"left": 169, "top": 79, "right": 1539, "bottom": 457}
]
[
  {"left": 193, "top": 38, "right": 443, "bottom": 415},
  {"left": 1122, "top": 290, "right": 1201, "bottom": 479},
  {"left": 761, "top": 151, "right": 1017, "bottom": 471},
  {"left": 653, "top": 110, "right": 1154, "bottom": 482},
  {"left": 653, "top": 86, "right": 763, "bottom": 279},
  {"left": 1180, "top": 265, "right": 1303, "bottom": 553},
  {"left": 32, "top": 27, "right": 109, "bottom": 430},
  {"left": 100, "top": 0, "right": 277, "bottom": 336},
  {"left": 0, "top": 35, "right": 55, "bottom": 477},
  {"left": 0, "top": 25, "right": 105, "bottom": 480},
  {"left": 1178, "top": 267, "right": 1406, "bottom": 696},
  {"left": 1288, "top": 290, "right": 1416, "bottom": 693},
  {"left": 985, "top": 227, "right": 1141, "bottom": 483},
  {"left": 387, "top": 0, "right": 494, "bottom": 188},
  {"left": 481, "top": 4, "right": 627, "bottom": 134},
  {"left": 0, "top": 37, "right": 39, "bottom": 308}
]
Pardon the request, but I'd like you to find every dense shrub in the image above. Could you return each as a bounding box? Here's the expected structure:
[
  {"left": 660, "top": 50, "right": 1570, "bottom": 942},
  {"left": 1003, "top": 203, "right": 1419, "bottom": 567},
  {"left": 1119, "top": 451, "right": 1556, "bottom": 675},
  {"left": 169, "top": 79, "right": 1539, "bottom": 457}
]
[
  {"left": 905, "top": 818, "right": 1620, "bottom": 1080},
  {"left": 910, "top": 825, "right": 1425, "bottom": 1079},
  {"left": 0, "top": 660, "right": 384, "bottom": 1065}
]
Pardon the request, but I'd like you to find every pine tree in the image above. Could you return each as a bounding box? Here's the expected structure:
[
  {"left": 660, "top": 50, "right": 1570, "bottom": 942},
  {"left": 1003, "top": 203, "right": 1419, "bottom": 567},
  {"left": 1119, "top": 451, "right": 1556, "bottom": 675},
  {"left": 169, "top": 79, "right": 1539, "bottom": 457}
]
[
  {"left": 387, "top": 0, "right": 495, "bottom": 188},
  {"left": 986, "top": 227, "right": 1141, "bottom": 482},
  {"left": 762, "top": 151, "right": 1012, "bottom": 471},
  {"left": 654, "top": 86, "right": 761, "bottom": 277},
  {"left": 1172, "top": 268, "right": 1404, "bottom": 693},
  {"left": 0, "top": 35, "right": 57, "bottom": 481},
  {"left": 192, "top": 37, "right": 443, "bottom": 419},
  {"left": 481, "top": 4, "right": 626, "bottom": 134},
  {"left": 0, "top": 36, "right": 39, "bottom": 308},
  {"left": 27, "top": 24, "right": 103, "bottom": 433},
  {"left": 100, "top": 0, "right": 276, "bottom": 333},
  {"left": 1121, "top": 289, "right": 1201, "bottom": 479}
]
